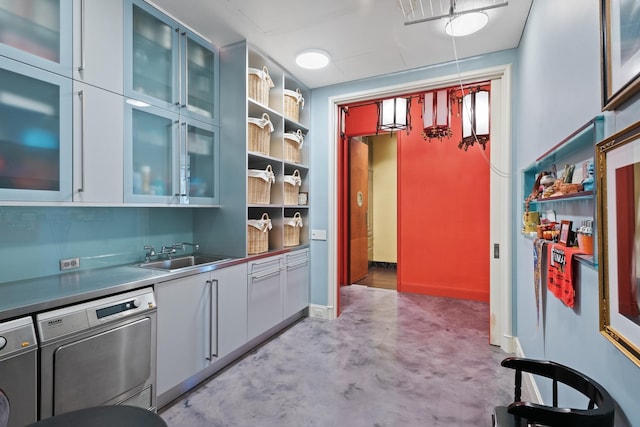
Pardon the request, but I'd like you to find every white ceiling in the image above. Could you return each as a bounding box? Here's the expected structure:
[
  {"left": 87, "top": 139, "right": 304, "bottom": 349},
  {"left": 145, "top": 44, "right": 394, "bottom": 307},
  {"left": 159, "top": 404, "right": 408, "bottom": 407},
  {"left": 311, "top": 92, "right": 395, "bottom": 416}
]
[{"left": 148, "top": 0, "right": 533, "bottom": 89}]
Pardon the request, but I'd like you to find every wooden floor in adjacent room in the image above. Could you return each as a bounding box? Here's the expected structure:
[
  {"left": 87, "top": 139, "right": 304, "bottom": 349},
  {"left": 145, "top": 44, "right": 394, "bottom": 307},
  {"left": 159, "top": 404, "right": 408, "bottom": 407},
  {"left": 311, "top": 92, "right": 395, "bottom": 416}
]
[{"left": 354, "top": 265, "right": 397, "bottom": 290}]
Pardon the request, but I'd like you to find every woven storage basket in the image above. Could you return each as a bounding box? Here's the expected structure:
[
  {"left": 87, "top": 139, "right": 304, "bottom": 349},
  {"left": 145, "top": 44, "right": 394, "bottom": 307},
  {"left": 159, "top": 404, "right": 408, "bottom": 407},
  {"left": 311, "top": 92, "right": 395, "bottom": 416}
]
[
  {"left": 247, "top": 213, "right": 271, "bottom": 254},
  {"left": 284, "top": 88, "right": 304, "bottom": 122},
  {"left": 248, "top": 113, "right": 273, "bottom": 155},
  {"left": 284, "top": 129, "right": 304, "bottom": 163},
  {"left": 247, "top": 164, "right": 274, "bottom": 204},
  {"left": 248, "top": 66, "right": 274, "bottom": 106},
  {"left": 283, "top": 169, "right": 302, "bottom": 205},
  {"left": 284, "top": 212, "right": 303, "bottom": 247}
]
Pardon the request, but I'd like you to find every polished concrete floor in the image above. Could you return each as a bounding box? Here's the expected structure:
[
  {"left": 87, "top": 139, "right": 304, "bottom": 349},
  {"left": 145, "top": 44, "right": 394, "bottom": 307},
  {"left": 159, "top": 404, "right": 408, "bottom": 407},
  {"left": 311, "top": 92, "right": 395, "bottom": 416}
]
[{"left": 160, "top": 285, "right": 515, "bottom": 427}]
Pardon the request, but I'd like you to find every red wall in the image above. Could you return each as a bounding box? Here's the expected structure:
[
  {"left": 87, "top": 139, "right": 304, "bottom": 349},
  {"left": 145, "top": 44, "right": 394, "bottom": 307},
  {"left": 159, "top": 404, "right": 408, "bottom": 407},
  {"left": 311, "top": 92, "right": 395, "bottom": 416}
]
[{"left": 343, "top": 88, "right": 491, "bottom": 301}]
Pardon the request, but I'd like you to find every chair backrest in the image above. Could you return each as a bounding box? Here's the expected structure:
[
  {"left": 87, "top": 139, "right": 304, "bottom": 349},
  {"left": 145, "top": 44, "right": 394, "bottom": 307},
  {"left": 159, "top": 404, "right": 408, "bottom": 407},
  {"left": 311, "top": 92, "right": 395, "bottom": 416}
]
[
  {"left": 501, "top": 357, "right": 615, "bottom": 427},
  {"left": 0, "top": 389, "right": 9, "bottom": 427}
]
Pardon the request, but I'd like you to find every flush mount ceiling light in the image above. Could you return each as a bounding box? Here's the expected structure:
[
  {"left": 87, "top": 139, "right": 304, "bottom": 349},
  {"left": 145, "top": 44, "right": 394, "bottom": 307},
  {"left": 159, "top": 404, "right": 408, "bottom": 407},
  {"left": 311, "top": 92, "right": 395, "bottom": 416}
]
[
  {"left": 445, "top": 12, "right": 489, "bottom": 37},
  {"left": 295, "top": 50, "right": 330, "bottom": 70}
]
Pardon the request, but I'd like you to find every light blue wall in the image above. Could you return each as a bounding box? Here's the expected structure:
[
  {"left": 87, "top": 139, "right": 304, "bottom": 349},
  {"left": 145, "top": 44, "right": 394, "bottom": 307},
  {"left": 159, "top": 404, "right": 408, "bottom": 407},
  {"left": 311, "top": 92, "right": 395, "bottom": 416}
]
[
  {"left": 515, "top": 1, "right": 639, "bottom": 425},
  {"left": 307, "top": 47, "right": 518, "bottom": 306},
  {"left": 0, "top": 207, "right": 194, "bottom": 283}
]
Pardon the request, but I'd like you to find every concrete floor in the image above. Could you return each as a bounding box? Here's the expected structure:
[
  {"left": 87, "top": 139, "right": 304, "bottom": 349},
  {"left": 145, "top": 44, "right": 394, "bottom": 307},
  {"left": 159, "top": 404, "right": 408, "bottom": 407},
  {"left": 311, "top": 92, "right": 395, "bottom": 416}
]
[{"left": 160, "top": 285, "right": 515, "bottom": 427}]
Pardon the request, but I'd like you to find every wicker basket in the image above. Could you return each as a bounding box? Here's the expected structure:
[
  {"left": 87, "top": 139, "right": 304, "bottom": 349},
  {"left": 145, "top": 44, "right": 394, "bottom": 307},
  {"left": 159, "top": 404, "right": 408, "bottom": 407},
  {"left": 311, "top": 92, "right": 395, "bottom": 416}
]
[
  {"left": 248, "top": 113, "right": 273, "bottom": 155},
  {"left": 248, "top": 66, "right": 274, "bottom": 106},
  {"left": 284, "top": 88, "right": 304, "bottom": 122},
  {"left": 248, "top": 213, "right": 271, "bottom": 254},
  {"left": 247, "top": 165, "right": 274, "bottom": 204},
  {"left": 284, "top": 212, "right": 303, "bottom": 247},
  {"left": 284, "top": 129, "right": 304, "bottom": 163},
  {"left": 283, "top": 169, "right": 302, "bottom": 205}
]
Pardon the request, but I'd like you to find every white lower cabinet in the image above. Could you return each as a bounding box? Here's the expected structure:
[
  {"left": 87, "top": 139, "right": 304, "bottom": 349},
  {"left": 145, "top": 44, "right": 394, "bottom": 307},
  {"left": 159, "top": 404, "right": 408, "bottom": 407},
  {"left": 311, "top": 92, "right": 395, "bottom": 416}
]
[
  {"left": 247, "top": 255, "right": 284, "bottom": 341},
  {"left": 283, "top": 249, "right": 309, "bottom": 318},
  {"left": 215, "top": 263, "right": 248, "bottom": 358},
  {"left": 156, "top": 273, "right": 212, "bottom": 396},
  {"left": 156, "top": 263, "right": 249, "bottom": 397}
]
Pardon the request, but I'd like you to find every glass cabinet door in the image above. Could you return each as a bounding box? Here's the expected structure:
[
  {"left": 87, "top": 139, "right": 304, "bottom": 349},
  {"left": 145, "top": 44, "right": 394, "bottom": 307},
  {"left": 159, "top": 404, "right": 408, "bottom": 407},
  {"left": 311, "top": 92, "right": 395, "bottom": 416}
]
[
  {"left": 0, "top": 0, "right": 72, "bottom": 76},
  {"left": 185, "top": 119, "right": 219, "bottom": 205},
  {"left": 0, "top": 57, "right": 72, "bottom": 202},
  {"left": 127, "top": 0, "right": 178, "bottom": 111},
  {"left": 126, "top": 105, "right": 178, "bottom": 203},
  {"left": 182, "top": 33, "right": 218, "bottom": 123}
]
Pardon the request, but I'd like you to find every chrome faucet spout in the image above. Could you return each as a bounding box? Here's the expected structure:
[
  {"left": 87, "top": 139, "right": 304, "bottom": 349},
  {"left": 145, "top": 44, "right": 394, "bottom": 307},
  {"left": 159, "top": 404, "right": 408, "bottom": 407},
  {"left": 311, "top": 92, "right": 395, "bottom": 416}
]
[{"left": 143, "top": 245, "right": 156, "bottom": 263}]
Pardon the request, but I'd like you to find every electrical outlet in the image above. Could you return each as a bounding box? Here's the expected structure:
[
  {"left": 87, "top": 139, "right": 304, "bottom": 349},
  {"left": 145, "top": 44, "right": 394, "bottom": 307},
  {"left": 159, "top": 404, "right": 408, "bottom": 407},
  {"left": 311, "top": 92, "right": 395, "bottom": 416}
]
[{"left": 60, "top": 257, "right": 80, "bottom": 271}]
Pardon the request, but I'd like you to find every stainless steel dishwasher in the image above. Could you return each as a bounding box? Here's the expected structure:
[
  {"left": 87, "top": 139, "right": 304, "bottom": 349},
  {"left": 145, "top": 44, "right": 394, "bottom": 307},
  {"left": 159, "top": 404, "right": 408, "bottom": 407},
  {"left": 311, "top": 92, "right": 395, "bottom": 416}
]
[
  {"left": 36, "top": 287, "right": 157, "bottom": 419},
  {"left": 0, "top": 316, "right": 38, "bottom": 427}
]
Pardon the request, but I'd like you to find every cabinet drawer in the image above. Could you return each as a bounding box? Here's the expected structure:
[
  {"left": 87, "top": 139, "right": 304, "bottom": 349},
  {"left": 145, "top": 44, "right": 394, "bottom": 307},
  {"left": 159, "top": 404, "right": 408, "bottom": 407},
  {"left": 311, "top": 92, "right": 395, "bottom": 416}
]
[
  {"left": 247, "top": 256, "right": 283, "bottom": 275},
  {"left": 285, "top": 249, "right": 308, "bottom": 268}
]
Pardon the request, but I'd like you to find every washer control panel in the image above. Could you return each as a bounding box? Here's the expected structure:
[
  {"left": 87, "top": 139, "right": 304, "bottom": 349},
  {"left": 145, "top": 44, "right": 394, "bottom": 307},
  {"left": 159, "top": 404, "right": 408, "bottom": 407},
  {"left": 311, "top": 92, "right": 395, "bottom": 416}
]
[{"left": 37, "top": 288, "right": 156, "bottom": 343}]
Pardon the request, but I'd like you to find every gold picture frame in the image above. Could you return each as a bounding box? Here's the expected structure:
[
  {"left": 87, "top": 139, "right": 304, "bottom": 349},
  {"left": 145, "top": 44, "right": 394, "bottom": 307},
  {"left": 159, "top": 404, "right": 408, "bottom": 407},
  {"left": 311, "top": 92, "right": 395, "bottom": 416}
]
[
  {"left": 601, "top": 0, "right": 640, "bottom": 110},
  {"left": 597, "top": 120, "right": 640, "bottom": 366}
]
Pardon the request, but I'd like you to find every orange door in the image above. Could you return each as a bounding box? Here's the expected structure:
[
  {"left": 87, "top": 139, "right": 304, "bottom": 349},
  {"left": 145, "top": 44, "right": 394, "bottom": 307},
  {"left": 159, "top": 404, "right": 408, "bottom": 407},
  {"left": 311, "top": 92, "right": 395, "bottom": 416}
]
[{"left": 349, "top": 137, "right": 369, "bottom": 283}]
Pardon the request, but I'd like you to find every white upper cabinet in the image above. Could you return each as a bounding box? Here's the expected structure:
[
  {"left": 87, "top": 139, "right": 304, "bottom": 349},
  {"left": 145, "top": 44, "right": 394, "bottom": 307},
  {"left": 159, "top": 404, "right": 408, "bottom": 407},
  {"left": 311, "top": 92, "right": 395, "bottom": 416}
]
[
  {"left": 124, "top": 0, "right": 219, "bottom": 125},
  {"left": 0, "top": 0, "right": 73, "bottom": 77},
  {"left": 72, "top": 0, "right": 124, "bottom": 94}
]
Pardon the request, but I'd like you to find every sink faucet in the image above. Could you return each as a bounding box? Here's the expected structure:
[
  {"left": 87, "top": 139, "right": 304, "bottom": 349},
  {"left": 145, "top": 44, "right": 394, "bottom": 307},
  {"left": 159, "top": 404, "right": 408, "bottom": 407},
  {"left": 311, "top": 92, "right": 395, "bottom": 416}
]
[
  {"left": 178, "top": 242, "right": 200, "bottom": 252},
  {"left": 160, "top": 245, "right": 178, "bottom": 259},
  {"left": 143, "top": 245, "right": 156, "bottom": 262}
]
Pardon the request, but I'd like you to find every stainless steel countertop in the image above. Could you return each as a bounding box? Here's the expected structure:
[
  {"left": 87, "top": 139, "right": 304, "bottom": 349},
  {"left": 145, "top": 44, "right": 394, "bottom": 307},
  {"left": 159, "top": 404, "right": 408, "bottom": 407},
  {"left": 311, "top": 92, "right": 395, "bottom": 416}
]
[{"left": 0, "top": 246, "right": 309, "bottom": 322}]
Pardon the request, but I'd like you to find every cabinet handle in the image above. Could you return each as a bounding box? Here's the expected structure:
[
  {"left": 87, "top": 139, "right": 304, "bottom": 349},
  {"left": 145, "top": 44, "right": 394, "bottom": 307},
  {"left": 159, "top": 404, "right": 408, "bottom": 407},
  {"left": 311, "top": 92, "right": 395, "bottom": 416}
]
[
  {"left": 181, "top": 31, "right": 187, "bottom": 109},
  {"left": 77, "top": 90, "right": 85, "bottom": 193},
  {"left": 287, "top": 259, "right": 308, "bottom": 270},
  {"left": 78, "top": 0, "right": 85, "bottom": 71},
  {"left": 206, "top": 279, "right": 218, "bottom": 361},
  {"left": 251, "top": 269, "right": 281, "bottom": 281}
]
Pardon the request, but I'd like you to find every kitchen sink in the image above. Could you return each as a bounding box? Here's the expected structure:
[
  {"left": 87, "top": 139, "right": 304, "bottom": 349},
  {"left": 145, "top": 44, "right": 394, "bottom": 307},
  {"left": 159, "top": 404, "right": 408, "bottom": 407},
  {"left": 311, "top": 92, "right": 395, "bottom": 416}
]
[{"left": 136, "top": 255, "right": 231, "bottom": 271}]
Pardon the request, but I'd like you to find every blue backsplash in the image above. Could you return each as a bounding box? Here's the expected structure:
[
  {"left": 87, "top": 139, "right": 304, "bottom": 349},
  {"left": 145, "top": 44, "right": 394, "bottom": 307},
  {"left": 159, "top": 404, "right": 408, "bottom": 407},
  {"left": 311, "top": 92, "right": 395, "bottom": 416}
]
[{"left": 0, "top": 206, "right": 194, "bottom": 283}]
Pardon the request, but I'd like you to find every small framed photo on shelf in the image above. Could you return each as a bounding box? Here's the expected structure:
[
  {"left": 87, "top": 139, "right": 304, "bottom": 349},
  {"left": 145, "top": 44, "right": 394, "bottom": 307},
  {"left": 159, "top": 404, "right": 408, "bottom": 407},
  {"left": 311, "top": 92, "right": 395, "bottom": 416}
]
[
  {"left": 558, "top": 220, "right": 572, "bottom": 246},
  {"left": 298, "top": 192, "right": 308, "bottom": 206}
]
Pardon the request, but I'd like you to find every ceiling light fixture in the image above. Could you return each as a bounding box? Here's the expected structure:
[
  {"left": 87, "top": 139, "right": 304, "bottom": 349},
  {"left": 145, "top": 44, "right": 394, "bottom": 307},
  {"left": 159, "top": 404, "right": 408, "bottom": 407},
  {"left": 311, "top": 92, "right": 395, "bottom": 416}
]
[
  {"left": 295, "top": 50, "right": 330, "bottom": 70},
  {"left": 445, "top": 12, "right": 489, "bottom": 37}
]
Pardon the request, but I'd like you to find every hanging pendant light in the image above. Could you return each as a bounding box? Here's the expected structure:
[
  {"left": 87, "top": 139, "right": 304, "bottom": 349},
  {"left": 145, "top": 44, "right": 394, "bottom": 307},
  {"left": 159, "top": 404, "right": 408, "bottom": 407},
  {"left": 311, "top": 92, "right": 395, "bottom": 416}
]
[
  {"left": 460, "top": 88, "right": 490, "bottom": 150},
  {"left": 377, "top": 97, "right": 410, "bottom": 135},
  {"left": 421, "top": 89, "right": 452, "bottom": 141}
]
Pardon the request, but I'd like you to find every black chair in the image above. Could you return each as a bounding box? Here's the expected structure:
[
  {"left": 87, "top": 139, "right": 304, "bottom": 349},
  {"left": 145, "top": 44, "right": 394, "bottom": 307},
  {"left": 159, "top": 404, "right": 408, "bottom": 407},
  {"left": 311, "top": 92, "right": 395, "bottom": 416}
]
[
  {"left": 493, "top": 357, "right": 615, "bottom": 427},
  {"left": 0, "top": 389, "right": 8, "bottom": 427},
  {"left": 25, "top": 405, "right": 167, "bottom": 427}
]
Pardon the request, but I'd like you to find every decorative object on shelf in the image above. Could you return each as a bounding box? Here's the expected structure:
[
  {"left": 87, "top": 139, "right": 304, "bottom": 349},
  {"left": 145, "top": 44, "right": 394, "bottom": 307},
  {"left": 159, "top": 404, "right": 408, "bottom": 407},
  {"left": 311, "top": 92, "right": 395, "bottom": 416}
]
[
  {"left": 558, "top": 220, "right": 573, "bottom": 246},
  {"left": 284, "top": 88, "right": 304, "bottom": 122},
  {"left": 298, "top": 192, "right": 308, "bottom": 206},
  {"left": 247, "top": 165, "right": 275, "bottom": 204},
  {"left": 284, "top": 212, "right": 303, "bottom": 247},
  {"left": 582, "top": 161, "right": 595, "bottom": 191},
  {"left": 248, "top": 66, "right": 274, "bottom": 107},
  {"left": 596, "top": 119, "right": 640, "bottom": 366},
  {"left": 577, "top": 220, "right": 594, "bottom": 255},
  {"left": 522, "top": 211, "right": 540, "bottom": 233},
  {"left": 377, "top": 97, "right": 410, "bottom": 135},
  {"left": 283, "top": 169, "right": 302, "bottom": 205},
  {"left": 284, "top": 129, "right": 304, "bottom": 163},
  {"left": 248, "top": 113, "right": 274, "bottom": 156},
  {"left": 247, "top": 213, "right": 272, "bottom": 254},
  {"left": 601, "top": 0, "right": 640, "bottom": 110},
  {"left": 421, "top": 89, "right": 451, "bottom": 140}
]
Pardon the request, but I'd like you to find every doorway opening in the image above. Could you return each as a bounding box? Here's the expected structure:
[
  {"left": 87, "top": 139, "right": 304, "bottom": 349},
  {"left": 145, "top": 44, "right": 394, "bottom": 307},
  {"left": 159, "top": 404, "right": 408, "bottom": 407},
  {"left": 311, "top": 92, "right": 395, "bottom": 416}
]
[
  {"left": 329, "top": 65, "right": 513, "bottom": 351},
  {"left": 349, "top": 135, "right": 398, "bottom": 291}
]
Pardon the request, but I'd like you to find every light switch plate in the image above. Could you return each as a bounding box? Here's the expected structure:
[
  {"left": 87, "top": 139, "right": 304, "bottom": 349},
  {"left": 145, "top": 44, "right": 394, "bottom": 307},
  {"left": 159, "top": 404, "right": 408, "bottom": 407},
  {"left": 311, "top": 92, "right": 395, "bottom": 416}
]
[{"left": 311, "top": 229, "right": 327, "bottom": 240}]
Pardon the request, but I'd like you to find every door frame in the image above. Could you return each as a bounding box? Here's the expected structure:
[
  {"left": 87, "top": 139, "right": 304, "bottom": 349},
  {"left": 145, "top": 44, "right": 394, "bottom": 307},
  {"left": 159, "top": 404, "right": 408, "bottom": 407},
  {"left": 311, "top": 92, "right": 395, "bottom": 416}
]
[{"left": 326, "top": 65, "right": 514, "bottom": 351}]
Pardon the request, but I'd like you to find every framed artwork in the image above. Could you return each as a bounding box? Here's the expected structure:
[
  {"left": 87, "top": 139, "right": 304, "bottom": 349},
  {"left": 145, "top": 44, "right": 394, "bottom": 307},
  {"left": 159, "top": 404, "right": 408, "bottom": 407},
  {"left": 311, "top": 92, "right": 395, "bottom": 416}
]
[
  {"left": 596, "top": 120, "right": 640, "bottom": 366},
  {"left": 559, "top": 220, "right": 573, "bottom": 246},
  {"left": 601, "top": 0, "right": 640, "bottom": 110}
]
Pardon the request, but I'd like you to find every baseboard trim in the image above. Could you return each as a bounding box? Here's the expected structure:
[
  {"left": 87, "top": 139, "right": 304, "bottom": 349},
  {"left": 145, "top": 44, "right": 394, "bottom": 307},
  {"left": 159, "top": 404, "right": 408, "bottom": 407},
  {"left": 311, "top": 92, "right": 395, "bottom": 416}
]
[
  {"left": 513, "top": 337, "right": 542, "bottom": 404},
  {"left": 309, "top": 304, "right": 333, "bottom": 320}
]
